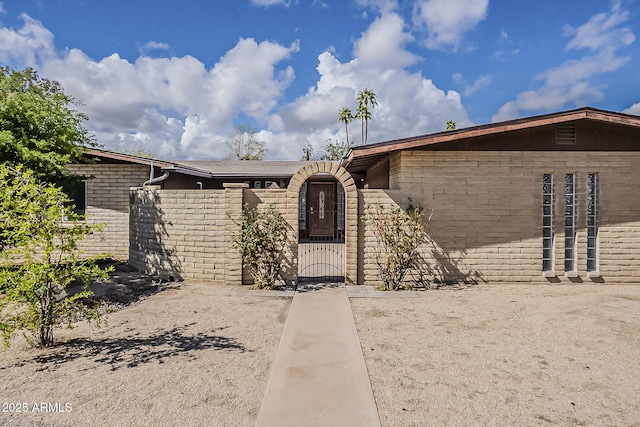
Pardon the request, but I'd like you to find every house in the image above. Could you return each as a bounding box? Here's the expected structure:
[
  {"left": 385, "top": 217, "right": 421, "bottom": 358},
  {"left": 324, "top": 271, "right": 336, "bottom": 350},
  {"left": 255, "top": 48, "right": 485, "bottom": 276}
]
[
  {"left": 344, "top": 106, "right": 640, "bottom": 285},
  {"left": 68, "top": 149, "right": 313, "bottom": 261},
  {"left": 72, "top": 107, "right": 640, "bottom": 286}
]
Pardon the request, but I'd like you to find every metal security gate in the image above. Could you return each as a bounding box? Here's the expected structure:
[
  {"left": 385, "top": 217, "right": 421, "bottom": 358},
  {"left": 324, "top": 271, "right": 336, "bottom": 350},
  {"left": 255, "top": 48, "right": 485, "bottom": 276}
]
[
  {"left": 298, "top": 179, "right": 345, "bottom": 282},
  {"left": 298, "top": 243, "right": 345, "bottom": 282}
]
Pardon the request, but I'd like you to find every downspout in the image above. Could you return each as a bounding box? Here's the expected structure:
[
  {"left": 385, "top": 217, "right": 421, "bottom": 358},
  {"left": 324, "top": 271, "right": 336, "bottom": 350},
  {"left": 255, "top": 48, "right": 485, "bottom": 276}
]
[
  {"left": 143, "top": 172, "right": 169, "bottom": 186},
  {"left": 143, "top": 161, "right": 169, "bottom": 186}
]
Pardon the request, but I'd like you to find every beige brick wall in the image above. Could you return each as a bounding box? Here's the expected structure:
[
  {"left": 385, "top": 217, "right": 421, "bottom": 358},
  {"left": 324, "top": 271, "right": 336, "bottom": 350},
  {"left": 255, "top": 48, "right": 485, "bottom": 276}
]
[
  {"left": 376, "top": 150, "right": 640, "bottom": 285},
  {"left": 126, "top": 161, "right": 360, "bottom": 286},
  {"left": 129, "top": 188, "right": 228, "bottom": 283},
  {"left": 67, "top": 163, "right": 149, "bottom": 259}
]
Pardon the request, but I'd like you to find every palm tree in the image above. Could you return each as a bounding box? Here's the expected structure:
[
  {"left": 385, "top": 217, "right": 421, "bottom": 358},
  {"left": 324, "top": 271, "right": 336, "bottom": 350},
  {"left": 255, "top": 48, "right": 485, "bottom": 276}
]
[
  {"left": 355, "top": 103, "right": 371, "bottom": 146},
  {"left": 446, "top": 120, "right": 456, "bottom": 131},
  {"left": 338, "top": 107, "right": 354, "bottom": 146},
  {"left": 356, "top": 88, "right": 378, "bottom": 144}
]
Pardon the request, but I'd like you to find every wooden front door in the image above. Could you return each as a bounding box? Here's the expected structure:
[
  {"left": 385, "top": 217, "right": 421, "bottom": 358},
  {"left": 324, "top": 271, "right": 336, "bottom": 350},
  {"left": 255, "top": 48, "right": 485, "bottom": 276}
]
[{"left": 308, "top": 183, "right": 335, "bottom": 237}]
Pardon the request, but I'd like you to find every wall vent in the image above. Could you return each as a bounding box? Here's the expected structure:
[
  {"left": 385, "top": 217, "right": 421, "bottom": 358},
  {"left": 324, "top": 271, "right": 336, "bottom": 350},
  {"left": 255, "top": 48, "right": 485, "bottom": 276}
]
[{"left": 556, "top": 123, "right": 576, "bottom": 145}]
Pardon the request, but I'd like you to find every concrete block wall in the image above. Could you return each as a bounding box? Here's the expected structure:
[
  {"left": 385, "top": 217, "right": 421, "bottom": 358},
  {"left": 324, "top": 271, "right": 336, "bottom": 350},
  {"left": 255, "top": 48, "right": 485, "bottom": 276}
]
[
  {"left": 67, "top": 163, "right": 149, "bottom": 259},
  {"left": 385, "top": 150, "right": 640, "bottom": 284},
  {"left": 129, "top": 188, "right": 227, "bottom": 283},
  {"left": 127, "top": 161, "right": 359, "bottom": 286}
]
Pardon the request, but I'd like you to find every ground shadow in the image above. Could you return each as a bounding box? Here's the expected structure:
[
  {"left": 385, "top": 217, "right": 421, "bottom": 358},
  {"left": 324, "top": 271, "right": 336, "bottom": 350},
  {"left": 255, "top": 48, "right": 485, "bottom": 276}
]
[
  {"left": 67, "top": 260, "right": 179, "bottom": 307},
  {"left": 30, "top": 323, "right": 248, "bottom": 371},
  {"left": 295, "top": 282, "right": 342, "bottom": 292}
]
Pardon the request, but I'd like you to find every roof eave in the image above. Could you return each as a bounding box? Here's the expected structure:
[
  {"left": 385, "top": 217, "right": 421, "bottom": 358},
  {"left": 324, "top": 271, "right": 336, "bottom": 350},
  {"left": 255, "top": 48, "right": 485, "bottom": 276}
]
[{"left": 342, "top": 107, "right": 640, "bottom": 169}]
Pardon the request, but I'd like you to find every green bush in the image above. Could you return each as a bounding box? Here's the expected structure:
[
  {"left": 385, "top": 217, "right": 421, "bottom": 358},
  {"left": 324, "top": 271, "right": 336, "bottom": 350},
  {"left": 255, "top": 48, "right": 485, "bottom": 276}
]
[
  {"left": 364, "top": 201, "right": 431, "bottom": 290},
  {"left": 0, "top": 165, "right": 111, "bottom": 348},
  {"left": 231, "top": 204, "right": 290, "bottom": 289}
]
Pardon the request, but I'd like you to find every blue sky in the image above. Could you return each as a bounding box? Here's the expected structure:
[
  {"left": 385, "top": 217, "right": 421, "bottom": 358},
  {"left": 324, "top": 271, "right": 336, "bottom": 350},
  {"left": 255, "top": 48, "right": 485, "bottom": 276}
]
[{"left": 0, "top": 0, "right": 638, "bottom": 160}]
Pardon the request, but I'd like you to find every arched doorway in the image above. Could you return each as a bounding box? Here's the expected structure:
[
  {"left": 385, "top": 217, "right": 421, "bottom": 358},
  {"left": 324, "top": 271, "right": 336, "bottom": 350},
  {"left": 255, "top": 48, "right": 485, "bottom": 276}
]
[
  {"left": 286, "top": 162, "right": 358, "bottom": 284},
  {"left": 298, "top": 176, "right": 345, "bottom": 281}
]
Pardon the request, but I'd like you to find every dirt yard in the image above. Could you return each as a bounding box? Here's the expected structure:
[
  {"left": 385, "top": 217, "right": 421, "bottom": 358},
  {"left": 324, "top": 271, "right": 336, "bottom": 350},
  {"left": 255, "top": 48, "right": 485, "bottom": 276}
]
[
  {"left": 351, "top": 284, "right": 640, "bottom": 427},
  {"left": 1, "top": 271, "right": 639, "bottom": 426},
  {"left": 0, "top": 270, "right": 291, "bottom": 427}
]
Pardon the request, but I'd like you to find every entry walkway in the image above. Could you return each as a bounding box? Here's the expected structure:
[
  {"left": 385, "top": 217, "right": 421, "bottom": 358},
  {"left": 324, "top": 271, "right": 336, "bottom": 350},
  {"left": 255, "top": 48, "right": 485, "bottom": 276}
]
[{"left": 255, "top": 284, "right": 381, "bottom": 427}]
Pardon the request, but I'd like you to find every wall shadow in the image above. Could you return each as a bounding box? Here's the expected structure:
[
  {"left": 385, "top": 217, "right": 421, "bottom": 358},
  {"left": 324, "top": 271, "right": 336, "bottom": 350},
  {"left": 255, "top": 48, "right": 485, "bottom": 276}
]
[
  {"left": 129, "top": 190, "right": 183, "bottom": 281},
  {"left": 410, "top": 239, "right": 487, "bottom": 289}
]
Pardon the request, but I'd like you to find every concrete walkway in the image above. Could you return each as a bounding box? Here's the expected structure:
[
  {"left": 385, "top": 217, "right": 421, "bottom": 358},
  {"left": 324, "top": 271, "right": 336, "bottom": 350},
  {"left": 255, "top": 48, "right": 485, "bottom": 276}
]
[{"left": 255, "top": 284, "right": 381, "bottom": 427}]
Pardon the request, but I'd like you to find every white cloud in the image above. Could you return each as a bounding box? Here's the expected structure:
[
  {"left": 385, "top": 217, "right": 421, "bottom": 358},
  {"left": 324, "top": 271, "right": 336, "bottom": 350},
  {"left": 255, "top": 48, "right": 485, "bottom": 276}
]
[
  {"left": 493, "top": 2, "right": 634, "bottom": 122},
  {"left": 353, "top": 13, "right": 417, "bottom": 69},
  {"left": 138, "top": 41, "right": 171, "bottom": 56},
  {"left": 453, "top": 73, "right": 492, "bottom": 96},
  {"left": 264, "top": 9, "right": 471, "bottom": 155},
  {"left": 412, "top": 0, "right": 489, "bottom": 51},
  {"left": 0, "top": 14, "right": 55, "bottom": 67},
  {"left": 0, "top": 3, "right": 5, "bottom": 14},
  {"left": 564, "top": 1, "right": 634, "bottom": 51},
  {"left": 250, "top": 0, "right": 290, "bottom": 7},
  {"left": 271, "top": 44, "right": 470, "bottom": 150},
  {"left": 623, "top": 102, "right": 640, "bottom": 116},
  {"left": 354, "top": 0, "right": 398, "bottom": 14},
  {"left": 0, "top": 11, "right": 470, "bottom": 160}
]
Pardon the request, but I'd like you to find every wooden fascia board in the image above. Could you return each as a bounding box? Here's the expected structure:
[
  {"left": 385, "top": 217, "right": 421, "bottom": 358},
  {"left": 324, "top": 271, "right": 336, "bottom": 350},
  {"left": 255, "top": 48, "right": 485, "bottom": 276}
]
[
  {"left": 83, "top": 148, "right": 174, "bottom": 169},
  {"left": 348, "top": 110, "right": 640, "bottom": 162}
]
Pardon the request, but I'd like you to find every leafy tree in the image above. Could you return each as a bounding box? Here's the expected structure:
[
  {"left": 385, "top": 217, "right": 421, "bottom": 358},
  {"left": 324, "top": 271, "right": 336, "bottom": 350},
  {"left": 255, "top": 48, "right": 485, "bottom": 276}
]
[
  {"left": 0, "top": 67, "right": 96, "bottom": 186},
  {"left": 356, "top": 88, "right": 378, "bottom": 145},
  {"left": 446, "top": 120, "right": 456, "bottom": 131},
  {"left": 301, "top": 140, "right": 314, "bottom": 161},
  {"left": 338, "top": 107, "right": 354, "bottom": 146},
  {"left": 231, "top": 204, "right": 290, "bottom": 289},
  {"left": 321, "top": 139, "right": 352, "bottom": 161},
  {"left": 225, "top": 125, "right": 267, "bottom": 160},
  {"left": 363, "top": 201, "right": 431, "bottom": 291},
  {"left": 0, "top": 165, "right": 111, "bottom": 348}
]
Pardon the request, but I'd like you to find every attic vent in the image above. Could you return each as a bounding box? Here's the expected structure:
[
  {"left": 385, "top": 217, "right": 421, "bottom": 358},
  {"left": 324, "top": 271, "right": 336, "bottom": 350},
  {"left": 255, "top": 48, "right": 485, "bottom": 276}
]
[{"left": 556, "top": 123, "right": 576, "bottom": 145}]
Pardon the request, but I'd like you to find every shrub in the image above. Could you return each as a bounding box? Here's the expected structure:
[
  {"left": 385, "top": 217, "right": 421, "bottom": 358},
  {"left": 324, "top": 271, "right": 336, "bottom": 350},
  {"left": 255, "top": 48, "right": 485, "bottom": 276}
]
[
  {"left": 231, "top": 204, "right": 290, "bottom": 289},
  {"left": 0, "top": 165, "right": 111, "bottom": 348},
  {"left": 364, "top": 201, "right": 431, "bottom": 290}
]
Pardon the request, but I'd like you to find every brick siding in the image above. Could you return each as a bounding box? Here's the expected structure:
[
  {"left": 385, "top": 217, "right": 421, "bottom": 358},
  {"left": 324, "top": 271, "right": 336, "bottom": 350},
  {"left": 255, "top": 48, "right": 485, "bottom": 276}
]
[
  {"left": 67, "top": 163, "right": 149, "bottom": 260},
  {"left": 377, "top": 150, "right": 640, "bottom": 285}
]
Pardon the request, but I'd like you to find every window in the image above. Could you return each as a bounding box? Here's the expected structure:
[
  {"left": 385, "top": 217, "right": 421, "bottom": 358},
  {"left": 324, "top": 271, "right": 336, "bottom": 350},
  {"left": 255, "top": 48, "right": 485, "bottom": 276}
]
[
  {"left": 542, "top": 174, "right": 554, "bottom": 272},
  {"left": 336, "top": 183, "right": 345, "bottom": 232},
  {"left": 586, "top": 174, "right": 598, "bottom": 273},
  {"left": 564, "top": 174, "right": 576, "bottom": 273},
  {"left": 64, "top": 180, "right": 87, "bottom": 218},
  {"left": 299, "top": 182, "right": 307, "bottom": 231}
]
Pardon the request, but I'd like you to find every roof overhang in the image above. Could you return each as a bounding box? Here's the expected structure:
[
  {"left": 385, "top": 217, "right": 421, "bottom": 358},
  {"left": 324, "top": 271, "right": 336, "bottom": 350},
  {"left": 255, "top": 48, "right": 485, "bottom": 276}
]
[
  {"left": 82, "top": 148, "right": 174, "bottom": 169},
  {"left": 341, "top": 107, "right": 640, "bottom": 173}
]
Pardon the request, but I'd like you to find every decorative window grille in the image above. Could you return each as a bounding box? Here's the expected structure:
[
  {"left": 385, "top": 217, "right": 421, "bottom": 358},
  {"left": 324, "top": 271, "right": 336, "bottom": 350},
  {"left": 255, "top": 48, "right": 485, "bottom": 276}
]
[
  {"left": 564, "top": 173, "right": 576, "bottom": 272},
  {"left": 318, "top": 191, "right": 325, "bottom": 219},
  {"left": 337, "top": 183, "right": 345, "bottom": 232},
  {"left": 299, "top": 182, "right": 307, "bottom": 231},
  {"left": 586, "top": 174, "right": 598, "bottom": 272},
  {"left": 542, "top": 174, "right": 554, "bottom": 272}
]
